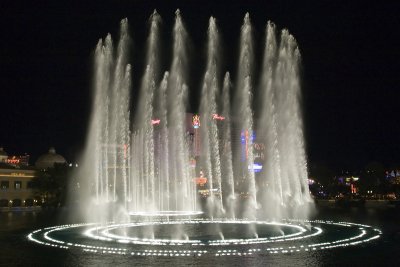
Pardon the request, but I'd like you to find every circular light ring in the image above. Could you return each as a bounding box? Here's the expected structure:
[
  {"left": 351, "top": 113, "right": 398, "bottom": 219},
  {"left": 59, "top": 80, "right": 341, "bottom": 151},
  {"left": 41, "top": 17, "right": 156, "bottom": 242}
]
[
  {"left": 27, "top": 219, "right": 382, "bottom": 257},
  {"left": 88, "top": 220, "right": 308, "bottom": 245},
  {"left": 128, "top": 210, "right": 204, "bottom": 217}
]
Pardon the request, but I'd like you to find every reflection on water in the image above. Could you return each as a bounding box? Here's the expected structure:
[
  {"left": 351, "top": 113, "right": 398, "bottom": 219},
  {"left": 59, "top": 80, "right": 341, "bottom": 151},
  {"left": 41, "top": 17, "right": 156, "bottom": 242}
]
[{"left": 1, "top": 206, "right": 400, "bottom": 266}]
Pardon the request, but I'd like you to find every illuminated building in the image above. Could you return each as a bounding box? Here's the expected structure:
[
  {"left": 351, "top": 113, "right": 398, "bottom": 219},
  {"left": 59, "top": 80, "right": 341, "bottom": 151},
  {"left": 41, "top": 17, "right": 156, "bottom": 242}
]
[
  {"left": 0, "top": 167, "right": 38, "bottom": 208},
  {"left": 0, "top": 148, "right": 38, "bottom": 208},
  {"left": 0, "top": 147, "right": 67, "bottom": 209},
  {"left": 336, "top": 176, "right": 360, "bottom": 194},
  {"left": 6, "top": 154, "right": 30, "bottom": 167},
  {"left": 386, "top": 169, "right": 400, "bottom": 185},
  {"left": 150, "top": 113, "right": 266, "bottom": 198}
]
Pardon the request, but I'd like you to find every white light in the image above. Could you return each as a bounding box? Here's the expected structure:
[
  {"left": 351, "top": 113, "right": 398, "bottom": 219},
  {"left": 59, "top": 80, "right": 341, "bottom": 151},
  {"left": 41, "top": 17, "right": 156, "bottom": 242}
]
[
  {"left": 26, "top": 219, "right": 382, "bottom": 257},
  {"left": 128, "top": 210, "right": 203, "bottom": 217}
]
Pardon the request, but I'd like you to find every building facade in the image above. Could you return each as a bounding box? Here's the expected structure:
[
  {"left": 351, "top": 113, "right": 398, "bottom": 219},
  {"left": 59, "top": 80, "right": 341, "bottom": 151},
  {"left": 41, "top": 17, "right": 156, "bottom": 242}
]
[
  {"left": 0, "top": 167, "right": 38, "bottom": 207},
  {"left": 0, "top": 147, "right": 67, "bottom": 209}
]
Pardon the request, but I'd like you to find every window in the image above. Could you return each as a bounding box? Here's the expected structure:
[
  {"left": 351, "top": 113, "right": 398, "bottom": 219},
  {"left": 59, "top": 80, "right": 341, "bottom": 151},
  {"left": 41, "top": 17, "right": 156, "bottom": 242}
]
[
  {"left": 1, "top": 181, "right": 9, "bottom": 189},
  {"left": 14, "top": 181, "right": 22, "bottom": 190},
  {"left": 27, "top": 181, "right": 34, "bottom": 189}
]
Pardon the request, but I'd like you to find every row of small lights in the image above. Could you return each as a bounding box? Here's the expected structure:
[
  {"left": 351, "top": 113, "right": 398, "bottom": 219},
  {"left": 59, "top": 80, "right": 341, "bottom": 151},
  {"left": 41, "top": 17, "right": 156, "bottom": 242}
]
[
  {"left": 85, "top": 220, "right": 309, "bottom": 246},
  {"left": 27, "top": 219, "right": 382, "bottom": 257},
  {"left": 128, "top": 210, "right": 204, "bottom": 217}
]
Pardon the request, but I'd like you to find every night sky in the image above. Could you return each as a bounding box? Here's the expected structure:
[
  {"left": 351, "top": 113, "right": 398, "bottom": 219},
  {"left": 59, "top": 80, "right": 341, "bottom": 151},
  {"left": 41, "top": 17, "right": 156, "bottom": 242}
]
[{"left": 0, "top": 1, "right": 399, "bottom": 171}]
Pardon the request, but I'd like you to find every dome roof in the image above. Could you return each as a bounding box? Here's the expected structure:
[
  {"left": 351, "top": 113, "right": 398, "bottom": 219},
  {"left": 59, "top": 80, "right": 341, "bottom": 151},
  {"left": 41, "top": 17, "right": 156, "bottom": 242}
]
[{"left": 35, "top": 147, "right": 67, "bottom": 169}]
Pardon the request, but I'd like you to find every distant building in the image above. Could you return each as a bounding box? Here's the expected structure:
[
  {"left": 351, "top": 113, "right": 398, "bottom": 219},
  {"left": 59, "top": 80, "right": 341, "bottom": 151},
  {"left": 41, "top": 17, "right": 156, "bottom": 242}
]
[
  {"left": 0, "top": 147, "right": 38, "bottom": 208},
  {"left": 0, "top": 167, "right": 37, "bottom": 208},
  {"left": 35, "top": 147, "right": 67, "bottom": 170},
  {"left": 0, "top": 147, "right": 67, "bottom": 208},
  {"left": 336, "top": 176, "right": 360, "bottom": 194}
]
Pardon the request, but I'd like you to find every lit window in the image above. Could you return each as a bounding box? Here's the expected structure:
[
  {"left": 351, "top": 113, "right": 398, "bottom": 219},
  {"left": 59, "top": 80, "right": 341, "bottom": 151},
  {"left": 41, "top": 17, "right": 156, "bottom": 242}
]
[
  {"left": 1, "top": 181, "right": 9, "bottom": 189},
  {"left": 14, "top": 181, "right": 22, "bottom": 190}
]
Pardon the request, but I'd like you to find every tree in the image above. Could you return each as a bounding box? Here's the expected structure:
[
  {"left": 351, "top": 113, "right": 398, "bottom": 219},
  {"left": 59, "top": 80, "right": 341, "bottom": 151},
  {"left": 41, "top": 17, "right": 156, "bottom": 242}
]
[
  {"left": 31, "top": 163, "right": 70, "bottom": 207},
  {"left": 363, "top": 161, "right": 385, "bottom": 192}
]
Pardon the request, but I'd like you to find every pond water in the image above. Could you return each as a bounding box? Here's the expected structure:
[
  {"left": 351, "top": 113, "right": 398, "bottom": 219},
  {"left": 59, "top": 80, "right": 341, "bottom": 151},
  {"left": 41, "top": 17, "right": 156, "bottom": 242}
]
[{"left": 1, "top": 205, "right": 399, "bottom": 266}]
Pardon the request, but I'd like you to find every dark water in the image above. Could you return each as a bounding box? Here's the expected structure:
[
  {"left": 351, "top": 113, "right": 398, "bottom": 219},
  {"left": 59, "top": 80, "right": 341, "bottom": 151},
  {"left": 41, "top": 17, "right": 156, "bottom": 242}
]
[{"left": 1, "top": 206, "right": 400, "bottom": 266}]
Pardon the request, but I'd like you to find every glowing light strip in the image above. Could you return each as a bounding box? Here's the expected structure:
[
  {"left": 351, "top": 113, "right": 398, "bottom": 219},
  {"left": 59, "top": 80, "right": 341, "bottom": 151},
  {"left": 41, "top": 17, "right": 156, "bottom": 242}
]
[
  {"left": 93, "top": 220, "right": 305, "bottom": 245},
  {"left": 0, "top": 174, "right": 35, "bottom": 177},
  {"left": 27, "top": 219, "right": 382, "bottom": 258}
]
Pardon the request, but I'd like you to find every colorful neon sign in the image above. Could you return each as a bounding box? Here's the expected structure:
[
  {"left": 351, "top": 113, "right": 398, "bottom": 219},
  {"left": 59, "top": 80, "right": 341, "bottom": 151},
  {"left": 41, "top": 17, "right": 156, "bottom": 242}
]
[
  {"left": 151, "top": 119, "right": 160, "bottom": 125},
  {"left": 192, "top": 114, "right": 200, "bottom": 128},
  {"left": 212, "top": 114, "right": 225, "bottom": 120},
  {"left": 6, "top": 158, "right": 20, "bottom": 164},
  {"left": 193, "top": 177, "right": 208, "bottom": 185},
  {"left": 248, "top": 163, "right": 263, "bottom": 173},
  {"left": 241, "top": 130, "right": 255, "bottom": 161}
]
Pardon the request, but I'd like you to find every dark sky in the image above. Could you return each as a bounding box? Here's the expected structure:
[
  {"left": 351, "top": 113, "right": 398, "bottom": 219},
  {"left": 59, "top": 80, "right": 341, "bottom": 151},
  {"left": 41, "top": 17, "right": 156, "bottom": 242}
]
[{"left": 0, "top": 1, "right": 399, "bottom": 171}]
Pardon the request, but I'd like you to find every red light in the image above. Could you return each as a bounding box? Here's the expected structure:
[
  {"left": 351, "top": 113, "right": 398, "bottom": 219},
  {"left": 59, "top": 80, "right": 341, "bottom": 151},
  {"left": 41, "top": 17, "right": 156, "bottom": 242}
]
[
  {"left": 212, "top": 114, "right": 225, "bottom": 120},
  {"left": 6, "top": 159, "right": 20, "bottom": 164},
  {"left": 193, "top": 177, "right": 207, "bottom": 185}
]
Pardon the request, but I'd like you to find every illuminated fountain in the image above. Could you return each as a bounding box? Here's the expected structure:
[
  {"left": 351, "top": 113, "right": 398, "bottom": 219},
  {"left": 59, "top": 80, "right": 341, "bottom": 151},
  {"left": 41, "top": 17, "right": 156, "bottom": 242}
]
[
  {"left": 27, "top": 10, "right": 381, "bottom": 257},
  {"left": 77, "top": 10, "right": 312, "bottom": 223}
]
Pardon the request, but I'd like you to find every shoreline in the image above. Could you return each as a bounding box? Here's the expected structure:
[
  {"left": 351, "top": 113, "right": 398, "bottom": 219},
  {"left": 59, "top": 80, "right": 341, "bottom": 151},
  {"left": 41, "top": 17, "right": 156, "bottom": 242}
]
[{"left": 1, "top": 199, "right": 399, "bottom": 213}]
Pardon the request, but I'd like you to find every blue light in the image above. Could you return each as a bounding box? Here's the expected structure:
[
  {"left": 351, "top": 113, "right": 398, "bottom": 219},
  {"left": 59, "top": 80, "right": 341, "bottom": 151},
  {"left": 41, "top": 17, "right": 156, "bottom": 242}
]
[{"left": 248, "top": 163, "right": 263, "bottom": 173}]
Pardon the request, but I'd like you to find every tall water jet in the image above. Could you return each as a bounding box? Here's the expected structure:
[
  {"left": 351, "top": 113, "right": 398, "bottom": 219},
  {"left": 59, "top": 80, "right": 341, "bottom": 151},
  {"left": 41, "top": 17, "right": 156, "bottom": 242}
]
[
  {"left": 234, "top": 13, "right": 257, "bottom": 220},
  {"left": 157, "top": 72, "right": 170, "bottom": 211},
  {"left": 221, "top": 72, "right": 235, "bottom": 218},
  {"left": 131, "top": 10, "right": 161, "bottom": 213},
  {"left": 167, "top": 9, "right": 193, "bottom": 212},
  {"left": 93, "top": 34, "right": 113, "bottom": 207},
  {"left": 78, "top": 18, "right": 131, "bottom": 222},
  {"left": 199, "top": 17, "right": 223, "bottom": 217},
  {"left": 257, "top": 21, "right": 282, "bottom": 219},
  {"left": 107, "top": 19, "right": 131, "bottom": 207},
  {"left": 274, "top": 29, "right": 312, "bottom": 219},
  {"left": 257, "top": 22, "right": 312, "bottom": 219},
  {"left": 126, "top": 11, "right": 198, "bottom": 223}
]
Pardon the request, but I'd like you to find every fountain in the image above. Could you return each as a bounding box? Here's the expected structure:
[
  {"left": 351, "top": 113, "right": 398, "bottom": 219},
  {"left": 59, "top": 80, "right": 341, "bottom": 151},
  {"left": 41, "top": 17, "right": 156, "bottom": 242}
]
[
  {"left": 27, "top": 10, "right": 381, "bottom": 258},
  {"left": 78, "top": 10, "right": 312, "bottom": 223}
]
